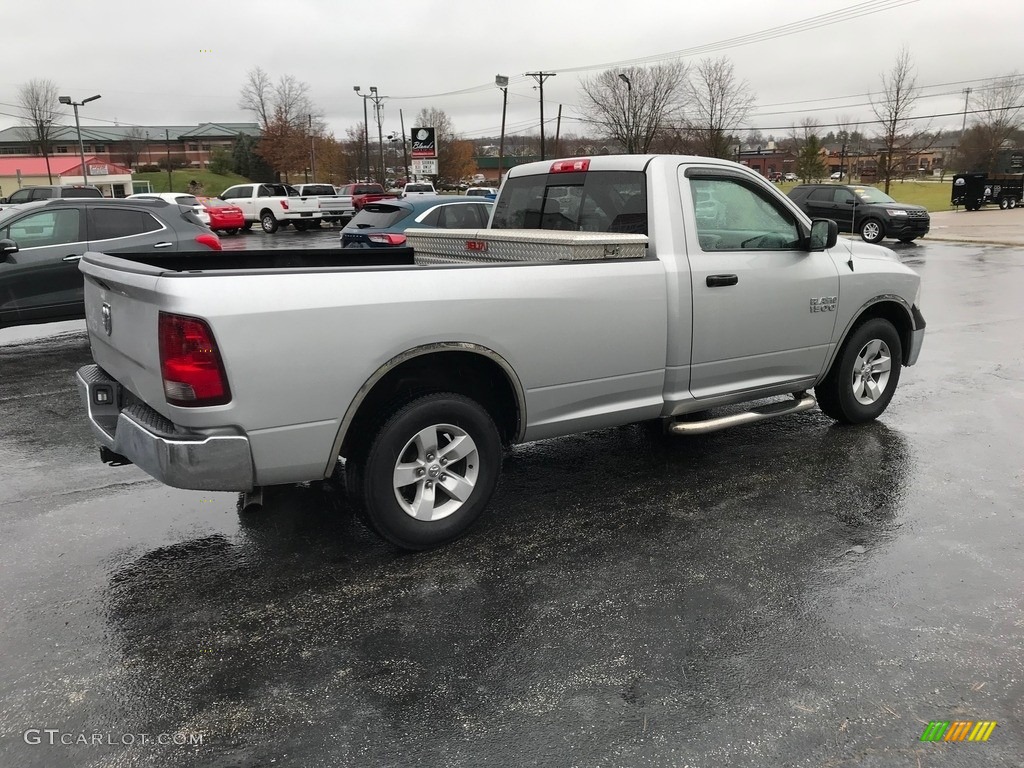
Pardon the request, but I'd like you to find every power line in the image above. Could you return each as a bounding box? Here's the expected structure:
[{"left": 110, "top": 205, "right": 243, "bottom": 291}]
[{"left": 550, "top": 0, "right": 919, "bottom": 74}]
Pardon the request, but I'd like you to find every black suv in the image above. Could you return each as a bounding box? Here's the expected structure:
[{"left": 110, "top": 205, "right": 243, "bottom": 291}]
[
  {"left": 0, "top": 197, "right": 220, "bottom": 329},
  {"left": 787, "top": 184, "right": 929, "bottom": 244}
]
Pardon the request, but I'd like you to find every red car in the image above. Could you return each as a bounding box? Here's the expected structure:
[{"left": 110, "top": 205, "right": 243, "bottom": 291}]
[{"left": 197, "top": 197, "right": 245, "bottom": 235}]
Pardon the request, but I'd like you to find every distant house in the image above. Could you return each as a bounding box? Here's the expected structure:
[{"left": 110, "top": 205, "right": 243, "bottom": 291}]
[
  {"left": 0, "top": 156, "right": 134, "bottom": 198},
  {"left": 0, "top": 122, "right": 260, "bottom": 171}
]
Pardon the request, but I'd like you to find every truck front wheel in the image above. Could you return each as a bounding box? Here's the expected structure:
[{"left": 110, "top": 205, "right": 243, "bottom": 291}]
[
  {"left": 260, "top": 210, "right": 279, "bottom": 233},
  {"left": 347, "top": 393, "right": 502, "bottom": 549},
  {"left": 816, "top": 318, "right": 903, "bottom": 424}
]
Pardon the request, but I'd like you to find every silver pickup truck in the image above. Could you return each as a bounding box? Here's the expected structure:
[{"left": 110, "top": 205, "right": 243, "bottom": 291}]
[{"left": 76, "top": 155, "right": 925, "bottom": 549}]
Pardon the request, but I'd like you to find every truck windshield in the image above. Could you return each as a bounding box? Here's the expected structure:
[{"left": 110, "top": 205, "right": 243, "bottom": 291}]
[{"left": 490, "top": 170, "right": 647, "bottom": 234}]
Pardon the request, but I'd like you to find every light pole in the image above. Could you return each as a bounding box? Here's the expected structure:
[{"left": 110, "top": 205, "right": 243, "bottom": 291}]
[
  {"left": 58, "top": 93, "right": 101, "bottom": 185},
  {"left": 618, "top": 74, "right": 633, "bottom": 154},
  {"left": 353, "top": 86, "right": 370, "bottom": 182},
  {"left": 496, "top": 75, "right": 509, "bottom": 182}
]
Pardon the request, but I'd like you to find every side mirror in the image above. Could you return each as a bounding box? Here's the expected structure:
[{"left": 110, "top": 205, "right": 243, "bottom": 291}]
[
  {"left": 809, "top": 219, "right": 838, "bottom": 250},
  {"left": 844, "top": 199, "right": 856, "bottom": 205},
  {"left": 0, "top": 238, "right": 19, "bottom": 260}
]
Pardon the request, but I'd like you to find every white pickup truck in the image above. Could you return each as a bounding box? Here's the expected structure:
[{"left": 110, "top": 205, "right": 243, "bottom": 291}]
[
  {"left": 219, "top": 182, "right": 322, "bottom": 233},
  {"left": 77, "top": 155, "right": 925, "bottom": 549},
  {"left": 292, "top": 183, "right": 351, "bottom": 224}
]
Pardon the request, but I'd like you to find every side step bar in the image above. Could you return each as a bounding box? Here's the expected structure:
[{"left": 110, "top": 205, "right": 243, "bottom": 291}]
[{"left": 668, "top": 392, "right": 817, "bottom": 436}]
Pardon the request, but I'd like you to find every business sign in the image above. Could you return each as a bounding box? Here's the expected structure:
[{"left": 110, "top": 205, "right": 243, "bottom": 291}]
[
  {"left": 88, "top": 165, "right": 109, "bottom": 176},
  {"left": 412, "top": 158, "right": 438, "bottom": 176},
  {"left": 410, "top": 127, "right": 436, "bottom": 159}
]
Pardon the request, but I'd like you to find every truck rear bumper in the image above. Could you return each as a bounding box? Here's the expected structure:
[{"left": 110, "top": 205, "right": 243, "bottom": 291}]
[{"left": 76, "top": 364, "right": 254, "bottom": 492}]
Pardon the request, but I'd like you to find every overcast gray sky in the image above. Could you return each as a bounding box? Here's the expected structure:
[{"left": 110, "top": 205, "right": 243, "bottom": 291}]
[{"left": 0, "top": 0, "right": 1015, "bottom": 144}]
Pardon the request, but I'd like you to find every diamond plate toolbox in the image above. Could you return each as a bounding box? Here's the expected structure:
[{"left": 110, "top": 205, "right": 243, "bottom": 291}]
[{"left": 406, "top": 229, "right": 649, "bottom": 265}]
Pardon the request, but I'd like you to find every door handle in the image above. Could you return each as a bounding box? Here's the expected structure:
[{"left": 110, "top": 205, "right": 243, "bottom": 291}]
[
  {"left": 62, "top": 254, "right": 82, "bottom": 262},
  {"left": 153, "top": 242, "right": 173, "bottom": 249},
  {"left": 706, "top": 274, "right": 738, "bottom": 287}
]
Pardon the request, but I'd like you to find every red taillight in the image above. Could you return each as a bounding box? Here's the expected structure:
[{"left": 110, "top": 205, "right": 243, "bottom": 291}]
[
  {"left": 158, "top": 312, "right": 231, "bottom": 406},
  {"left": 368, "top": 233, "right": 407, "bottom": 245},
  {"left": 194, "top": 233, "right": 222, "bottom": 250},
  {"left": 550, "top": 159, "right": 590, "bottom": 173}
]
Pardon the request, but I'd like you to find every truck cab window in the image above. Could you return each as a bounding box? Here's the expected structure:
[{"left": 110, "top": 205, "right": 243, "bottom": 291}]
[
  {"left": 690, "top": 177, "right": 800, "bottom": 251},
  {"left": 491, "top": 170, "right": 646, "bottom": 234}
]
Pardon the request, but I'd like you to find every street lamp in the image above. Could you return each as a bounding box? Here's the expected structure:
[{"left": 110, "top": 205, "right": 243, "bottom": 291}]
[
  {"left": 618, "top": 74, "right": 632, "bottom": 154},
  {"left": 58, "top": 94, "right": 101, "bottom": 184},
  {"left": 353, "top": 86, "right": 370, "bottom": 182},
  {"left": 496, "top": 75, "right": 509, "bottom": 181}
]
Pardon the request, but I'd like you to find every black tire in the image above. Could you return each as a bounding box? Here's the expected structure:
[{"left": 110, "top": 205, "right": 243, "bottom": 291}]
[
  {"left": 1009, "top": 197, "right": 1018, "bottom": 209},
  {"left": 227, "top": 229, "right": 240, "bottom": 236},
  {"left": 816, "top": 318, "right": 903, "bottom": 424},
  {"left": 241, "top": 221, "right": 253, "bottom": 231},
  {"left": 897, "top": 236, "right": 917, "bottom": 244},
  {"left": 999, "top": 197, "right": 1010, "bottom": 210},
  {"left": 346, "top": 393, "right": 502, "bottom": 550},
  {"left": 859, "top": 218, "right": 885, "bottom": 244},
  {"left": 260, "top": 210, "right": 279, "bottom": 233},
  {"left": 293, "top": 222, "right": 309, "bottom": 232}
]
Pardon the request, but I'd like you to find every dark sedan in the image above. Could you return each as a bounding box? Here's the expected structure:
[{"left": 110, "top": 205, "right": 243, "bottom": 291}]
[
  {"left": 787, "top": 184, "right": 930, "bottom": 244},
  {"left": 341, "top": 196, "right": 493, "bottom": 247}
]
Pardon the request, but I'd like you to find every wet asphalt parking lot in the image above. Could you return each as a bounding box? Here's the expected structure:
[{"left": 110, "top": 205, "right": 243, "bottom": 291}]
[{"left": 1, "top": 225, "right": 1022, "bottom": 767}]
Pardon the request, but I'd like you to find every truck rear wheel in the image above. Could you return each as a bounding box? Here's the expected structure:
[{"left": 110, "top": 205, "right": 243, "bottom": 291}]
[
  {"left": 260, "top": 210, "right": 279, "bottom": 233},
  {"left": 1000, "top": 197, "right": 1010, "bottom": 210},
  {"left": 816, "top": 318, "right": 902, "bottom": 424},
  {"left": 347, "top": 393, "right": 502, "bottom": 550}
]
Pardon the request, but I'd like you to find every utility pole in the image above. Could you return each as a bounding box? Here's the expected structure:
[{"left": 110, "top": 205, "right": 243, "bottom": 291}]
[
  {"left": 961, "top": 87, "right": 972, "bottom": 136},
  {"left": 399, "top": 109, "right": 409, "bottom": 183},
  {"left": 555, "top": 105, "right": 562, "bottom": 159},
  {"left": 526, "top": 71, "right": 555, "bottom": 160},
  {"left": 367, "top": 88, "right": 386, "bottom": 185},
  {"left": 165, "top": 128, "right": 172, "bottom": 192},
  {"left": 308, "top": 114, "right": 316, "bottom": 181}
]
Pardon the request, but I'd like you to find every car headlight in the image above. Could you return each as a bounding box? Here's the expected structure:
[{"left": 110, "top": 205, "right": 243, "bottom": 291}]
[{"left": 888, "top": 209, "right": 908, "bottom": 217}]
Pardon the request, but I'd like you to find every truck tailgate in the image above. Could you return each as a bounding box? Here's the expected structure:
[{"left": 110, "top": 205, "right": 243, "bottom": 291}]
[{"left": 80, "top": 253, "right": 174, "bottom": 415}]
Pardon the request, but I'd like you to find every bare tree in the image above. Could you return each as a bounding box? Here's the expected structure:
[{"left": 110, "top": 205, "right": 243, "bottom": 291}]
[
  {"left": 871, "top": 47, "right": 933, "bottom": 193},
  {"left": 238, "top": 67, "right": 274, "bottom": 131},
  {"left": 18, "top": 79, "right": 60, "bottom": 183},
  {"left": 579, "top": 61, "right": 690, "bottom": 154},
  {"left": 119, "top": 126, "right": 147, "bottom": 169},
  {"left": 968, "top": 72, "right": 1024, "bottom": 172},
  {"left": 833, "top": 114, "right": 854, "bottom": 181},
  {"left": 238, "top": 68, "right": 322, "bottom": 179},
  {"left": 686, "top": 57, "right": 755, "bottom": 159}
]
